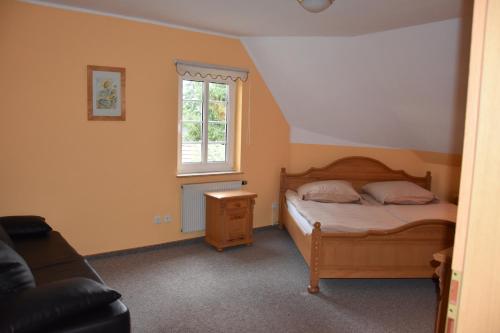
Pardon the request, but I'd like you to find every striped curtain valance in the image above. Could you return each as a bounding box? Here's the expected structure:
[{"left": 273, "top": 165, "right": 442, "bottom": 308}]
[{"left": 175, "top": 60, "right": 249, "bottom": 82}]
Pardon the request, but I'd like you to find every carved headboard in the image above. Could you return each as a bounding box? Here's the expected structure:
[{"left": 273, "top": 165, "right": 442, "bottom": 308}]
[{"left": 279, "top": 156, "right": 431, "bottom": 222}]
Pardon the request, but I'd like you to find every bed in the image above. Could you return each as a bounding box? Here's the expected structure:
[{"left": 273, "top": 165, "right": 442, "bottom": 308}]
[{"left": 278, "top": 156, "right": 456, "bottom": 293}]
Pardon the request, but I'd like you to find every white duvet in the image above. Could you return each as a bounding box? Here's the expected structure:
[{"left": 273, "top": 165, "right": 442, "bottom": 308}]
[{"left": 285, "top": 190, "right": 457, "bottom": 233}]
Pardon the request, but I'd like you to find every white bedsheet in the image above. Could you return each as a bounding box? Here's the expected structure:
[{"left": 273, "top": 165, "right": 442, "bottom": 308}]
[{"left": 285, "top": 190, "right": 457, "bottom": 234}]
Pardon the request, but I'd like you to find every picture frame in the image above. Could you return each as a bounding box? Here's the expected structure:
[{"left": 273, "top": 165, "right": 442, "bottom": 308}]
[{"left": 87, "top": 65, "right": 126, "bottom": 121}]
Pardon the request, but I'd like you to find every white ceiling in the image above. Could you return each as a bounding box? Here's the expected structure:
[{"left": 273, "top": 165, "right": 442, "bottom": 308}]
[{"left": 29, "top": 0, "right": 464, "bottom": 36}]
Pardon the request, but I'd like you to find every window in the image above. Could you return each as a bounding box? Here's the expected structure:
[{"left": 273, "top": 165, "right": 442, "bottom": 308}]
[{"left": 178, "top": 73, "right": 236, "bottom": 174}]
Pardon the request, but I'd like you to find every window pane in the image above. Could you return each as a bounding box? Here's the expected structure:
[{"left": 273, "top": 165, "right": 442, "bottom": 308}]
[
  {"left": 208, "top": 123, "right": 226, "bottom": 142},
  {"left": 183, "top": 101, "right": 202, "bottom": 121},
  {"left": 208, "top": 143, "right": 226, "bottom": 162},
  {"left": 209, "top": 83, "right": 228, "bottom": 102},
  {"left": 183, "top": 80, "right": 202, "bottom": 100},
  {"left": 182, "top": 143, "right": 201, "bottom": 163},
  {"left": 182, "top": 122, "right": 202, "bottom": 142},
  {"left": 208, "top": 101, "right": 226, "bottom": 121}
]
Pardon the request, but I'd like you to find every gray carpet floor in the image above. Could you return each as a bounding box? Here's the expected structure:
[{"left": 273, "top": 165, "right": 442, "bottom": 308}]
[{"left": 90, "top": 227, "right": 437, "bottom": 333}]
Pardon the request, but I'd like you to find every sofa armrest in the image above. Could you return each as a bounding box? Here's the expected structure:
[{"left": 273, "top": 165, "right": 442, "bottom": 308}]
[
  {"left": 0, "top": 278, "right": 122, "bottom": 333},
  {"left": 0, "top": 216, "right": 52, "bottom": 238}
]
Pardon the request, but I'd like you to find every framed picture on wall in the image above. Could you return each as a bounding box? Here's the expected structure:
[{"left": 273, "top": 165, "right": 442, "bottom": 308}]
[{"left": 87, "top": 65, "right": 126, "bottom": 120}]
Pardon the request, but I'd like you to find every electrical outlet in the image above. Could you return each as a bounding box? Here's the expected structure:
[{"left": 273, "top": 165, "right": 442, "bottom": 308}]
[
  {"left": 153, "top": 216, "right": 162, "bottom": 224},
  {"left": 164, "top": 215, "right": 172, "bottom": 223}
]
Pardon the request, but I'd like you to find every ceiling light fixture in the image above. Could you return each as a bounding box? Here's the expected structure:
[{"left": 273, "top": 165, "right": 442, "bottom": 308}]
[{"left": 297, "top": 0, "right": 334, "bottom": 13}]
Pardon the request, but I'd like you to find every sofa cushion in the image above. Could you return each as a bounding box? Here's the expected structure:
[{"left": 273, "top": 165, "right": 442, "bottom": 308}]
[
  {"left": 0, "top": 277, "right": 121, "bottom": 333},
  {"left": 32, "top": 259, "right": 103, "bottom": 286},
  {"left": 0, "top": 241, "right": 36, "bottom": 296},
  {"left": 0, "top": 226, "right": 14, "bottom": 248},
  {"left": 13, "top": 231, "right": 81, "bottom": 270},
  {"left": 48, "top": 300, "right": 130, "bottom": 333},
  {"left": 0, "top": 215, "right": 52, "bottom": 238}
]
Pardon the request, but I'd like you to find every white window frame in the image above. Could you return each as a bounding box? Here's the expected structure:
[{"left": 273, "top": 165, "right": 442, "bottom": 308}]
[{"left": 177, "top": 73, "right": 236, "bottom": 174}]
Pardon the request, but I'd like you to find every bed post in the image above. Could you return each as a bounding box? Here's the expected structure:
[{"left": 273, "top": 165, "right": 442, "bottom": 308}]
[
  {"left": 308, "top": 222, "right": 322, "bottom": 294},
  {"left": 425, "top": 171, "right": 432, "bottom": 190},
  {"left": 278, "top": 168, "right": 287, "bottom": 229}
]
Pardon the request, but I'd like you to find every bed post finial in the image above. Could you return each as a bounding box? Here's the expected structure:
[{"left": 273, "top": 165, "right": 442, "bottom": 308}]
[{"left": 308, "top": 222, "right": 322, "bottom": 294}]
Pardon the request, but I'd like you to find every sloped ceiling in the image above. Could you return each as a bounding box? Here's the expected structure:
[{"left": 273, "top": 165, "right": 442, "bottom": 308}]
[
  {"left": 28, "top": 0, "right": 471, "bottom": 153},
  {"left": 242, "top": 18, "right": 471, "bottom": 153}
]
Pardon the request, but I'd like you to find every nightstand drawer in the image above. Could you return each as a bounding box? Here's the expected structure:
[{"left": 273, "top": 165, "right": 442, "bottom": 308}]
[
  {"left": 226, "top": 209, "right": 248, "bottom": 241},
  {"left": 227, "top": 223, "right": 246, "bottom": 241},
  {"left": 226, "top": 209, "right": 247, "bottom": 221},
  {"left": 226, "top": 200, "right": 247, "bottom": 210}
]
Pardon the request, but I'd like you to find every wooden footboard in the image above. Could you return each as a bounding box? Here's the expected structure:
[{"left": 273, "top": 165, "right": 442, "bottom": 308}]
[
  {"left": 307, "top": 220, "right": 455, "bottom": 292},
  {"left": 284, "top": 202, "right": 455, "bottom": 293}
]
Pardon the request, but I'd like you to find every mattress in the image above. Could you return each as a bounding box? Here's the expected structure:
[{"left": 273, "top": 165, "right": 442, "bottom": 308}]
[{"left": 285, "top": 190, "right": 457, "bottom": 234}]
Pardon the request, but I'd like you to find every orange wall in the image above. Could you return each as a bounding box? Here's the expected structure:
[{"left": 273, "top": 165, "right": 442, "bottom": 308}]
[
  {"left": 0, "top": 1, "right": 289, "bottom": 255},
  {"left": 289, "top": 144, "right": 461, "bottom": 201},
  {"left": 0, "top": 1, "right": 462, "bottom": 256}
]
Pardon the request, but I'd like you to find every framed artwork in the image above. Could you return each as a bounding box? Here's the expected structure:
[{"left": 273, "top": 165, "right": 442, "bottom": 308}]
[{"left": 87, "top": 65, "right": 126, "bottom": 120}]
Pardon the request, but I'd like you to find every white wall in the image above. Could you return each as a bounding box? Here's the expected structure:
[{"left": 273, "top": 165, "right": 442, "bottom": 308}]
[{"left": 242, "top": 18, "right": 470, "bottom": 153}]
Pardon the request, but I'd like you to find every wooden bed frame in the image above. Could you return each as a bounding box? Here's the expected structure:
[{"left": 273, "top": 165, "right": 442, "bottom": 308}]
[{"left": 278, "top": 156, "right": 455, "bottom": 293}]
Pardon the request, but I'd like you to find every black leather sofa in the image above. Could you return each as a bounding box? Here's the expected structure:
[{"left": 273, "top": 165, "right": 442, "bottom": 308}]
[{"left": 0, "top": 216, "right": 130, "bottom": 333}]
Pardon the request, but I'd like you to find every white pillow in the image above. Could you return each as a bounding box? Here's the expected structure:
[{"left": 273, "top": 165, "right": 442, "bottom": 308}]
[
  {"left": 297, "top": 180, "right": 361, "bottom": 203},
  {"left": 362, "top": 181, "right": 435, "bottom": 205}
]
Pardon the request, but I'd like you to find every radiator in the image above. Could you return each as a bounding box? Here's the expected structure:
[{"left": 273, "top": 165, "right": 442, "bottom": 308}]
[{"left": 181, "top": 181, "right": 243, "bottom": 233}]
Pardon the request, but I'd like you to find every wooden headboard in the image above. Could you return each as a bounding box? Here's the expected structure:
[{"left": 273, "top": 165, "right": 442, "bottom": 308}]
[
  {"left": 279, "top": 156, "right": 431, "bottom": 223},
  {"left": 281, "top": 156, "right": 431, "bottom": 192}
]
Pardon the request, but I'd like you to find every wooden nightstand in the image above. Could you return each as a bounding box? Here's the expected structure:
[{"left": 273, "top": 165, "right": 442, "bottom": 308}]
[
  {"left": 434, "top": 247, "right": 453, "bottom": 333},
  {"left": 204, "top": 190, "right": 257, "bottom": 251}
]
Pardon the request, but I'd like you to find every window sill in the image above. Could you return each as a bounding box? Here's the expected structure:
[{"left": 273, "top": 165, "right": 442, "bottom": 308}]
[{"left": 176, "top": 171, "right": 243, "bottom": 178}]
